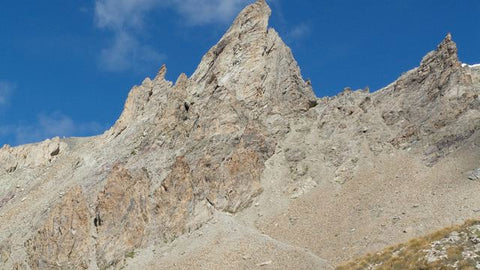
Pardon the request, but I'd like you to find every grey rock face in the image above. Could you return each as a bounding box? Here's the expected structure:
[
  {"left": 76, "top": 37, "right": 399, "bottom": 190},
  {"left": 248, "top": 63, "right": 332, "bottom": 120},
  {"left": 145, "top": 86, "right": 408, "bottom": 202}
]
[
  {"left": 0, "top": 0, "right": 479, "bottom": 269},
  {"left": 25, "top": 187, "right": 92, "bottom": 269},
  {"left": 0, "top": 1, "right": 316, "bottom": 268}
]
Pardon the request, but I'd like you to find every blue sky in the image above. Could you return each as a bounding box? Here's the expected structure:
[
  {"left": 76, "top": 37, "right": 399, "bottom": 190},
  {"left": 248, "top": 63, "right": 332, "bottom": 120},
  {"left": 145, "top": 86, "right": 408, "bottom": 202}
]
[{"left": 1, "top": 0, "right": 479, "bottom": 146}]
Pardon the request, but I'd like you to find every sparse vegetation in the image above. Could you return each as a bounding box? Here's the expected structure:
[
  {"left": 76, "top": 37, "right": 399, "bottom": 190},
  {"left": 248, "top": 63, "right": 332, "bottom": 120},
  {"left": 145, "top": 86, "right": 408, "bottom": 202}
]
[
  {"left": 337, "top": 219, "right": 480, "bottom": 270},
  {"left": 125, "top": 251, "right": 135, "bottom": 259}
]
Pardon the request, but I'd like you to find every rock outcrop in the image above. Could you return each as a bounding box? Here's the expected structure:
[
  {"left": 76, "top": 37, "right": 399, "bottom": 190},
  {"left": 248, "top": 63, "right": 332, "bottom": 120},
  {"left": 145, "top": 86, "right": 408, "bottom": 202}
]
[
  {"left": 0, "top": 137, "right": 66, "bottom": 173},
  {"left": 25, "top": 187, "right": 91, "bottom": 269},
  {"left": 337, "top": 220, "right": 480, "bottom": 269},
  {"left": 95, "top": 166, "right": 151, "bottom": 268},
  {"left": 374, "top": 34, "right": 479, "bottom": 165},
  {"left": 0, "top": 0, "right": 479, "bottom": 269}
]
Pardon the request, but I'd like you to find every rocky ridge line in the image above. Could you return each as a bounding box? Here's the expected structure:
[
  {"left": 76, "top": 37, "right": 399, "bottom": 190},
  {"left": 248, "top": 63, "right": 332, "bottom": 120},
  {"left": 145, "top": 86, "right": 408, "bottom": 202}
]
[{"left": 0, "top": 0, "right": 479, "bottom": 269}]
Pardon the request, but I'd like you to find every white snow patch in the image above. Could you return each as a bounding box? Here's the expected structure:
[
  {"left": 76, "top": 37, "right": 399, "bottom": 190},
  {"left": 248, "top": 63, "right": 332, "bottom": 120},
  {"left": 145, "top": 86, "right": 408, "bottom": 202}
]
[{"left": 463, "top": 63, "right": 480, "bottom": 68}]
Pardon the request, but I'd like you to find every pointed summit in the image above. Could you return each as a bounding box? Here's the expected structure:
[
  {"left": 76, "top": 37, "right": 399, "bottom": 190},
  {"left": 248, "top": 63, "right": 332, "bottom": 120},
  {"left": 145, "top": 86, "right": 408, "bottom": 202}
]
[
  {"left": 444, "top": 32, "right": 452, "bottom": 41},
  {"left": 155, "top": 64, "right": 167, "bottom": 81},
  {"left": 436, "top": 33, "right": 458, "bottom": 61},
  {"left": 227, "top": 0, "right": 271, "bottom": 34},
  {"left": 393, "top": 33, "right": 468, "bottom": 105},
  {"left": 189, "top": 0, "right": 316, "bottom": 114},
  {"left": 420, "top": 33, "right": 460, "bottom": 70}
]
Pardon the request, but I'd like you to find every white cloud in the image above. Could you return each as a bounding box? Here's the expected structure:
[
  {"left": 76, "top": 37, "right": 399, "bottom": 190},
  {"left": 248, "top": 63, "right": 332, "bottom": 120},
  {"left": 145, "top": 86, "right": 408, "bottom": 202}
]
[
  {"left": 0, "top": 80, "right": 15, "bottom": 106},
  {"left": 95, "top": 0, "right": 159, "bottom": 30},
  {"left": 95, "top": 0, "right": 164, "bottom": 72},
  {"left": 168, "top": 0, "right": 251, "bottom": 25},
  {"left": 287, "top": 23, "right": 310, "bottom": 41},
  {"left": 94, "top": 0, "right": 251, "bottom": 71},
  {"left": 2, "top": 112, "right": 104, "bottom": 145},
  {"left": 95, "top": 0, "right": 250, "bottom": 28},
  {"left": 99, "top": 30, "right": 165, "bottom": 72}
]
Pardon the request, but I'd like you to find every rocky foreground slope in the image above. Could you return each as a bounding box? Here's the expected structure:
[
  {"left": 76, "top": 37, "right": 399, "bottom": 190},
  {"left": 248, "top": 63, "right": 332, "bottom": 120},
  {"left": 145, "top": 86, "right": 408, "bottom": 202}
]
[
  {"left": 0, "top": 0, "right": 479, "bottom": 269},
  {"left": 338, "top": 219, "right": 480, "bottom": 269}
]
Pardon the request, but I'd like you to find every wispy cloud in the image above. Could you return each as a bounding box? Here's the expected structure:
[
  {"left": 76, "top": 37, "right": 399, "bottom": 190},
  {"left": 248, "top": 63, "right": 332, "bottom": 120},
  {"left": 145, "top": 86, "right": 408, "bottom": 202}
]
[
  {"left": 95, "top": 0, "right": 158, "bottom": 30},
  {"left": 94, "top": 0, "right": 251, "bottom": 71},
  {"left": 287, "top": 23, "right": 310, "bottom": 41},
  {"left": 168, "top": 0, "right": 251, "bottom": 25},
  {"left": 0, "top": 80, "right": 15, "bottom": 106},
  {"left": 95, "top": 0, "right": 164, "bottom": 72},
  {"left": 1, "top": 112, "right": 104, "bottom": 145},
  {"left": 98, "top": 30, "right": 165, "bottom": 72}
]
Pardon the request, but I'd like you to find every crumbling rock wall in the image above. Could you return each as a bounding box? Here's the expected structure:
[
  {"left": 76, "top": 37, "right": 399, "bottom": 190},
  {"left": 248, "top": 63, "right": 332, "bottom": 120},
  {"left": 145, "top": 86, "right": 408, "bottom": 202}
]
[
  {"left": 26, "top": 186, "right": 91, "bottom": 269},
  {"left": 1, "top": 0, "right": 479, "bottom": 269},
  {"left": 0, "top": 137, "right": 66, "bottom": 174},
  {"left": 374, "top": 34, "right": 480, "bottom": 165},
  {"left": 95, "top": 166, "right": 151, "bottom": 268}
]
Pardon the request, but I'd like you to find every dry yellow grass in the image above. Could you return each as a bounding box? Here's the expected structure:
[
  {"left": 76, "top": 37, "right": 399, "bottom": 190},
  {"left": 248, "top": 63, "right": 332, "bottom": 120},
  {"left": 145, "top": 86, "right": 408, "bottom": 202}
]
[{"left": 336, "top": 219, "right": 480, "bottom": 270}]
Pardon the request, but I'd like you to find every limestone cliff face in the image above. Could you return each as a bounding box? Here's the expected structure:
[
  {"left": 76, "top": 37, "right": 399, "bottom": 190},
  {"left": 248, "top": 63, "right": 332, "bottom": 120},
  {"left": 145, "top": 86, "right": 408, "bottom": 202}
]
[
  {"left": 1, "top": 1, "right": 303, "bottom": 268},
  {"left": 374, "top": 34, "right": 479, "bottom": 165},
  {"left": 0, "top": 137, "right": 66, "bottom": 173},
  {"left": 187, "top": 0, "right": 316, "bottom": 115},
  {"left": 0, "top": 0, "right": 479, "bottom": 269},
  {"left": 94, "top": 167, "right": 151, "bottom": 268},
  {"left": 25, "top": 187, "right": 92, "bottom": 269}
]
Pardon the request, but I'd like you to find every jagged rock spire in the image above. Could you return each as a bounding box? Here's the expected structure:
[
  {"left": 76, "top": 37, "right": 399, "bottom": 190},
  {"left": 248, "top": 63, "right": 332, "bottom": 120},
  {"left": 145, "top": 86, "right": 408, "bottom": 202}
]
[
  {"left": 174, "top": 73, "right": 188, "bottom": 90},
  {"left": 420, "top": 33, "right": 460, "bottom": 70},
  {"left": 108, "top": 0, "right": 316, "bottom": 137},
  {"left": 188, "top": 0, "right": 316, "bottom": 114},
  {"left": 393, "top": 33, "right": 464, "bottom": 95},
  {"left": 227, "top": 0, "right": 271, "bottom": 35},
  {"left": 155, "top": 64, "right": 167, "bottom": 81}
]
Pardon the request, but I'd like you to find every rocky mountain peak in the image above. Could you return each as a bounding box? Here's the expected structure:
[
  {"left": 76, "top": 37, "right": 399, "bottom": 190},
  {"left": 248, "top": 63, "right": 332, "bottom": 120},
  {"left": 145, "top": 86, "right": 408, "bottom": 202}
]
[
  {"left": 391, "top": 33, "right": 467, "bottom": 101},
  {"left": 187, "top": 0, "right": 315, "bottom": 116},
  {"left": 227, "top": 0, "right": 271, "bottom": 35},
  {"left": 155, "top": 64, "right": 167, "bottom": 81},
  {"left": 419, "top": 33, "right": 461, "bottom": 71},
  {"left": 107, "top": 0, "right": 315, "bottom": 139},
  {"left": 1, "top": 1, "right": 479, "bottom": 269}
]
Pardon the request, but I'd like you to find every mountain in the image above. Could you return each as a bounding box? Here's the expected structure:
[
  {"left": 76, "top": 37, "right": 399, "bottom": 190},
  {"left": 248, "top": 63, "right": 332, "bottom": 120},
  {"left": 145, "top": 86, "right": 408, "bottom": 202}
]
[{"left": 0, "top": 0, "right": 479, "bottom": 269}]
